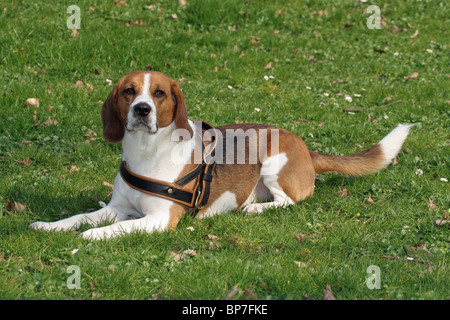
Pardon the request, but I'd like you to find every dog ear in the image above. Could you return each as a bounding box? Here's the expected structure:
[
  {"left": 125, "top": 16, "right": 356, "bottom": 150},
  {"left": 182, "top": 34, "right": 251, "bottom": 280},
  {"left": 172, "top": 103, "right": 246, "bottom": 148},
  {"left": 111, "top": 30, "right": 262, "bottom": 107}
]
[
  {"left": 171, "top": 79, "right": 193, "bottom": 140},
  {"left": 101, "top": 85, "right": 124, "bottom": 143}
]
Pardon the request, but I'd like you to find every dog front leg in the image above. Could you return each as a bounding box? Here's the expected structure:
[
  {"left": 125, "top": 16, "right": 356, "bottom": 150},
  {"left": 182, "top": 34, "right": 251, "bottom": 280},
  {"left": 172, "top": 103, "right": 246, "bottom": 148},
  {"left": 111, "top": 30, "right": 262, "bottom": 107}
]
[
  {"left": 29, "top": 206, "right": 117, "bottom": 232},
  {"left": 80, "top": 211, "right": 170, "bottom": 240}
]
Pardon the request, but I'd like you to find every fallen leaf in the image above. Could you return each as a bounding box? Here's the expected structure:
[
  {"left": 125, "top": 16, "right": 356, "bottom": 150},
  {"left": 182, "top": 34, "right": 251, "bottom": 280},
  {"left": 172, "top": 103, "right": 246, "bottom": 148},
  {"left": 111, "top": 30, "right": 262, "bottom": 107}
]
[
  {"left": 410, "top": 29, "right": 419, "bottom": 39},
  {"left": 405, "top": 72, "right": 419, "bottom": 80},
  {"left": 391, "top": 158, "right": 398, "bottom": 167},
  {"left": 295, "top": 233, "right": 317, "bottom": 244},
  {"left": 171, "top": 13, "right": 178, "bottom": 20},
  {"left": 170, "top": 250, "right": 185, "bottom": 262},
  {"left": 179, "top": 0, "right": 187, "bottom": 9},
  {"left": 427, "top": 198, "right": 438, "bottom": 211},
  {"left": 5, "top": 200, "right": 14, "bottom": 212},
  {"left": 244, "top": 288, "right": 257, "bottom": 299},
  {"left": 294, "top": 260, "right": 308, "bottom": 267},
  {"left": 249, "top": 35, "right": 260, "bottom": 44},
  {"left": 70, "top": 28, "right": 79, "bottom": 38},
  {"left": 33, "top": 116, "right": 58, "bottom": 126},
  {"left": 114, "top": 0, "right": 128, "bottom": 6},
  {"left": 24, "top": 98, "right": 39, "bottom": 108},
  {"left": 178, "top": 76, "right": 187, "bottom": 84},
  {"left": 69, "top": 165, "right": 80, "bottom": 174},
  {"left": 5, "top": 200, "right": 26, "bottom": 213},
  {"left": 103, "top": 182, "right": 114, "bottom": 189},
  {"left": 263, "top": 62, "right": 273, "bottom": 70},
  {"left": 296, "top": 233, "right": 305, "bottom": 244},
  {"left": 336, "top": 188, "right": 350, "bottom": 197},
  {"left": 367, "top": 194, "right": 374, "bottom": 203},
  {"left": 224, "top": 286, "right": 240, "bottom": 300},
  {"left": 73, "top": 80, "right": 84, "bottom": 88},
  {"left": 88, "top": 282, "right": 95, "bottom": 290},
  {"left": 15, "top": 157, "right": 31, "bottom": 167},
  {"left": 434, "top": 219, "right": 449, "bottom": 226},
  {"left": 323, "top": 284, "right": 336, "bottom": 300}
]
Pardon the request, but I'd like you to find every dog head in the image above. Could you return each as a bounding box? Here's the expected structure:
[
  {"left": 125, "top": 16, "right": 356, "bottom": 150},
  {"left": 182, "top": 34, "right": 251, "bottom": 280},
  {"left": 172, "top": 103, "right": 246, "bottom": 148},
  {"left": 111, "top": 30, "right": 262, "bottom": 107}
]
[{"left": 101, "top": 71, "right": 193, "bottom": 143}]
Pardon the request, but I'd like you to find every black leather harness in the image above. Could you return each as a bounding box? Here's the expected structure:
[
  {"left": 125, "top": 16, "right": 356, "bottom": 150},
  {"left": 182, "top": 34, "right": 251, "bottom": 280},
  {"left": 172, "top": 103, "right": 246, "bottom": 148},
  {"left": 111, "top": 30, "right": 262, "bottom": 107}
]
[{"left": 119, "top": 121, "right": 217, "bottom": 215}]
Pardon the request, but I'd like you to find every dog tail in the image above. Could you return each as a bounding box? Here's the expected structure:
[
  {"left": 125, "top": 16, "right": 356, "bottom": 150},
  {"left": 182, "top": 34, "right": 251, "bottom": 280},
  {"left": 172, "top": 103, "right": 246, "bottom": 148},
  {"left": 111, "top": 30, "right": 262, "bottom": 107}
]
[{"left": 309, "top": 124, "right": 413, "bottom": 176}]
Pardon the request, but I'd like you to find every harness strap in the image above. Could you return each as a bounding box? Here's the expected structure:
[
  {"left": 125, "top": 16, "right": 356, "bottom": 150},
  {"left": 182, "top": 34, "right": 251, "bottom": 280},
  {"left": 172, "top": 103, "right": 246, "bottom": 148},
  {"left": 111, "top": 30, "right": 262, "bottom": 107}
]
[{"left": 119, "top": 121, "right": 217, "bottom": 215}]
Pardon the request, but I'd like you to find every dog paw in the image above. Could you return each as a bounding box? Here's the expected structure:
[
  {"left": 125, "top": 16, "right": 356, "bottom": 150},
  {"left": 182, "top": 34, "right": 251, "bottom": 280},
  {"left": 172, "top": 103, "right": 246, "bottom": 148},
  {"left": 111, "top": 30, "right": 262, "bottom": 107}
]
[
  {"left": 29, "top": 221, "right": 54, "bottom": 231},
  {"left": 81, "top": 228, "right": 110, "bottom": 241},
  {"left": 243, "top": 203, "right": 265, "bottom": 214}
]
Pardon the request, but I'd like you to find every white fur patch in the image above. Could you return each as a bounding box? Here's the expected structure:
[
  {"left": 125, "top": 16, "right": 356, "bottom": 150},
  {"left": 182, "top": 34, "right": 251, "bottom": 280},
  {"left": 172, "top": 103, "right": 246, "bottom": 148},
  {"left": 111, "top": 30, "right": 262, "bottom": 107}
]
[
  {"left": 378, "top": 124, "right": 413, "bottom": 166},
  {"left": 201, "top": 191, "right": 238, "bottom": 218}
]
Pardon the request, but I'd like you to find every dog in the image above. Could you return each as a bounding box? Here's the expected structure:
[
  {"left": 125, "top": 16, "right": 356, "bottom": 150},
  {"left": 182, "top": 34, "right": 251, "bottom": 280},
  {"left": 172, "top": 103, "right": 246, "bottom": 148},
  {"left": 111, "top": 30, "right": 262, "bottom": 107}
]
[{"left": 30, "top": 71, "right": 412, "bottom": 240}]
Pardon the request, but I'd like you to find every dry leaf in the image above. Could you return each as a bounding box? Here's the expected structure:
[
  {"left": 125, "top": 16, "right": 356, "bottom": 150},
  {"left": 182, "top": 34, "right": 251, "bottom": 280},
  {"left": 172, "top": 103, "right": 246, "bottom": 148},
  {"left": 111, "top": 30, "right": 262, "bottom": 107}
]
[
  {"left": 410, "top": 29, "right": 419, "bottom": 39},
  {"left": 70, "top": 28, "right": 79, "bottom": 38},
  {"left": 5, "top": 200, "right": 26, "bottom": 213},
  {"left": 114, "top": 0, "right": 128, "bottom": 6},
  {"left": 69, "top": 165, "right": 80, "bottom": 174},
  {"left": 296, "top": 233, "right": 305, "bottom": 244},
  {"left": 336, "top": 188, "right": 350, "bottom": 197},
  {"left": 170, "top": 250, "right": 185, "bottom": 262},
  {"left": 5, "top": 200, "right": 14, "bottom": 212},
  {"left": 295, "top": 233, "right": 317, "bottom": 244},
  {"left": 171, "top": 13, "right": 178, "bottom": 20},
  {"left": 391, "top": 158, "right": 399, "bottom": 166},
  {"left": 249, "top": 35, "right": 260, "bottom": 44},
  {"left": 294, "top": 260, "right": 308, "bottom": 267},
  {"left": 367, "top": 194, "right": 374, "bottom": 203},
  {"left": 24, "top": 98, "right": 39, "bottom": 108},
  {"left": 434, "top": 219, "right": 449, "bottom": 226},
  {"left": 224, "top": 286, "right": 240, "bottom": 300},
  {"left": 178, "top": 76, "right": 187, "bottom": 84},
  {"left": 15, "top": 157, "right": 31, "bottom": 167},
  {"left": 405, "top": 72, "right": 419, "bottom": 80},
  {"left": 179, "top": 0, "right": 187, "bottom": 9},
  {"left": 103, "top": 182, "right": 114, "bottom": 189},
  {"left": 73, "top": 80, "right": 84, "bottom": 88},
  {"left": 427, "top": 198, "right": 438, "bottom": 211},
  {"left": 323, "top": 284, "right": 336, "bottom": 300},
  {"left": 244, "top": 288, "right": 257, "bottom": 299},
  {"left": 263, "top": 62, "right": 273, "bottom": 70},
  {"left": 204, "top": 234, "right": 220, "bottom": 240}
]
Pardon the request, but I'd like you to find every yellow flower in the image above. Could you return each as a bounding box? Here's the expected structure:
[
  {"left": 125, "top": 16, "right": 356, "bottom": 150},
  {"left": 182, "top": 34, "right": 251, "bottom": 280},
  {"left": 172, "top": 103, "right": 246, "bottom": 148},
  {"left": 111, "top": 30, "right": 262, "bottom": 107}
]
[{"left": 356, "top": 213, "right": 361, "bottom": 217}]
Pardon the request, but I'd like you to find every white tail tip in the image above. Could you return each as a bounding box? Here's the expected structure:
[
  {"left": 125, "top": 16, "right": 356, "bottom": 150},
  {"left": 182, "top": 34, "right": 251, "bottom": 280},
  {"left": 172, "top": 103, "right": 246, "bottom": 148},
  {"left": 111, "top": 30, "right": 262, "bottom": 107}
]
[{"left": 378, "top": 124, "right": 413, "bottom": 166}]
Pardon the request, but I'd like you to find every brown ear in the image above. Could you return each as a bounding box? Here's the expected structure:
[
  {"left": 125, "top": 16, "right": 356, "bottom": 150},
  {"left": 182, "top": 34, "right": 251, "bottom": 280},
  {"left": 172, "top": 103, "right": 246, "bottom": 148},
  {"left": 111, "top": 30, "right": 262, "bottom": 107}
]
[
  {"left": 101, "top": 85, "right": 124, "bottom": 143},
  {"left": 171, "top": 79, "right": 193, "bottom": 140}
]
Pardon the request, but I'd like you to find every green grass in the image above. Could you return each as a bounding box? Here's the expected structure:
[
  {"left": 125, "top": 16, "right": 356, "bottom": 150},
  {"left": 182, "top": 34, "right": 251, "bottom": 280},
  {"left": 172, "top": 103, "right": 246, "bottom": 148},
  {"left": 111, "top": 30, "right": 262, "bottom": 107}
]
[{"left": 0, "top": 0, "right": 449, "bottom": 300}]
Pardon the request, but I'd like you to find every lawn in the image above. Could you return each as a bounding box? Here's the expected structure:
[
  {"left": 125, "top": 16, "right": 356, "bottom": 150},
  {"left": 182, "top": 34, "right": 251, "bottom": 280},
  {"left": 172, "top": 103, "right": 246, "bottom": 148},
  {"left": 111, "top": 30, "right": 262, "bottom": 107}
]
[{"left": 0, "top": 0, "right": 448, "bottom": 300}]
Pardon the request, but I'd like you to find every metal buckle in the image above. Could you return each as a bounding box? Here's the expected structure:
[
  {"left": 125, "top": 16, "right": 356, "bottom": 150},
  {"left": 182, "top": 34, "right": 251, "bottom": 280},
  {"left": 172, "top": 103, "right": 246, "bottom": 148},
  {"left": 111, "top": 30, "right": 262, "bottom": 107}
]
[{"left": 194, "top": 189, "right": 204, "bottom": 210}]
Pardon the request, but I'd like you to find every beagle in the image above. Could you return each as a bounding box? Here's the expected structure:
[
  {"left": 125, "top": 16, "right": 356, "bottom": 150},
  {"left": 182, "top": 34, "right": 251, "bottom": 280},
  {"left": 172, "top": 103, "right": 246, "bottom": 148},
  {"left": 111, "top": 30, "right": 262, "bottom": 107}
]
[{"left": 30, "top": 71, "right": 412, "bottom": 240}]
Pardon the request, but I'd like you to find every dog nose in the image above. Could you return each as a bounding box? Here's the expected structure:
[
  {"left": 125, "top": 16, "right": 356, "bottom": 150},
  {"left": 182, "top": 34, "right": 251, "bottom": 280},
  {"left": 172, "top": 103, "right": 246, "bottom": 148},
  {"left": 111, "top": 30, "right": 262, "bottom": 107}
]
[{"left": 134, "top": 103, "right": 151, "bottom": 117}]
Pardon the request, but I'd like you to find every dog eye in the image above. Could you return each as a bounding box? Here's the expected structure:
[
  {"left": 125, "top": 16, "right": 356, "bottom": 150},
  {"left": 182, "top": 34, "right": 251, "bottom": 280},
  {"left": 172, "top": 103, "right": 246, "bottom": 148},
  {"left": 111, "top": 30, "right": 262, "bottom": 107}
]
[
  {"left": 124, "top": 88, "right": 135, "bottom": 95},
  {"left": 154, "top": 90, "right": 165, "bottom": 98}
]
